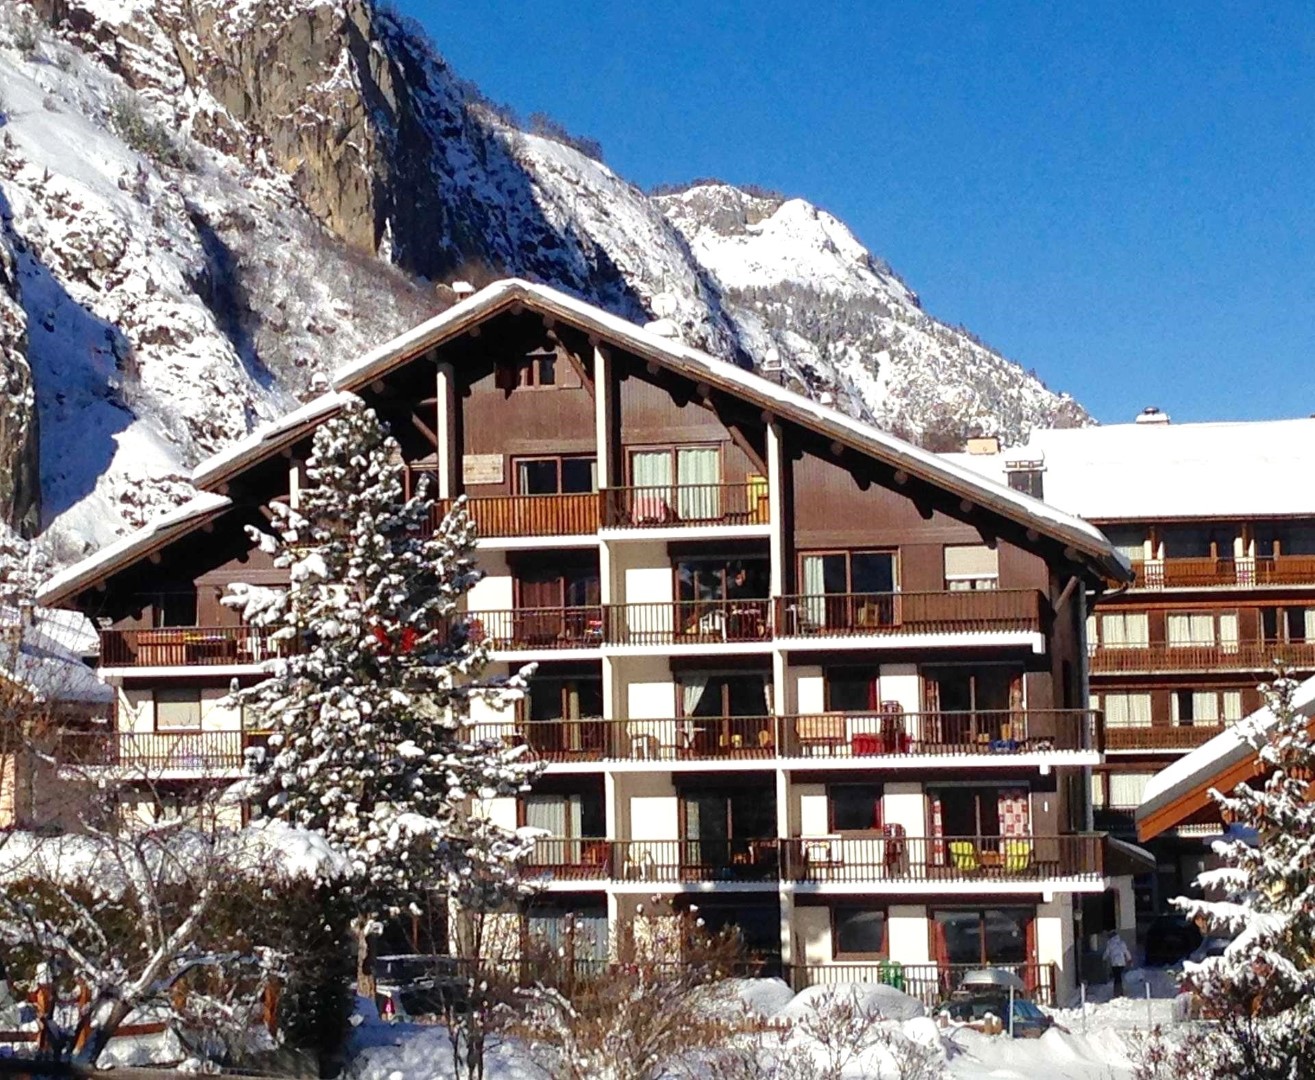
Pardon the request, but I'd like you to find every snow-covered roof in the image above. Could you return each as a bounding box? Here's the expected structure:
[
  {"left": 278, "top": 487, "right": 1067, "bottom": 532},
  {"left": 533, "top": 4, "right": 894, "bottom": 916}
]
[
  {"left": 36, "top": 492, "right": 233, "bottom": 608},
  {"left": 192, "top": 391, "right": 354, "bottom": 491},
  {"left": 1135, "top": 674, "right": 1315, "bottom": 839},
  {"left": 950, "top": 418, "right": 1315, "bottom": 522},
  {"left": 0, "top": 605, "right": 112, "bottom": 705},
  {"left": 331, "top": 279, "right": 1128, "bottom": 581}
]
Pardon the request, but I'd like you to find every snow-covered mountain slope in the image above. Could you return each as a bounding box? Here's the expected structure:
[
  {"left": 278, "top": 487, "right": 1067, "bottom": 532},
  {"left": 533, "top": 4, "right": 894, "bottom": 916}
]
[
  {"left": 655, "top": 183, "right": 1087, "bottom": 444},
  {"left": 0, "top": 0, "right": 1088, "bottom": 577}
]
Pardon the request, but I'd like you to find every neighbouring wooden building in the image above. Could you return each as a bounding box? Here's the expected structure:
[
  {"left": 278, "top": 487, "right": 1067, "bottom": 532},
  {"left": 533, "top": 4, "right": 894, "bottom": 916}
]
[
  {"left": 37, "top": 279, "right": 1146, "bottom": 1004},
  {"left": 953, "top": 410, "right": 1315, "bottom": 909}
]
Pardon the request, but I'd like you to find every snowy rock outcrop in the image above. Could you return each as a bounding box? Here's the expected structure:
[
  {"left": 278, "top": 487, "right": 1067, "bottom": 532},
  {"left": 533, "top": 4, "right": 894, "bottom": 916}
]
[{"left": 0, "top": 0, "right": 1088, "bottom": 573}]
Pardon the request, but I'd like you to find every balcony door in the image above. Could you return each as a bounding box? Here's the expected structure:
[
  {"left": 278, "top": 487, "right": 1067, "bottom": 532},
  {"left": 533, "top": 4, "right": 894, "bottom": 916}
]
[
  {"left": 629, "top": 446, "right": 721, "bottom": 523},
  {"left": 681, "top": 787, "right": 777, "bottom": 879},
  {"left": 923, "top": 667, "right": 1023, "bottom": 744},
  {"left": 678, "top": 672, "right": 773, "bottom": 756},
  {"left": 516, "top": 565, "right": 601, "bottom": 645},
  {"left": 526, "top": 676, "right": 605, "bottom": 758},
  {"left": 799, "top": 551, "right": 896, "bottom": 630},
  {"left": 932, "top": 907, "right": 1034, "bottom": 968}
]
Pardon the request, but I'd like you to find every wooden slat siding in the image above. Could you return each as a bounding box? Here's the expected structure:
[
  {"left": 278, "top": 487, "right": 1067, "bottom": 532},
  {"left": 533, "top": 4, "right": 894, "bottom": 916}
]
[
  {"left": 781, "top": 834, "right": 1103, "bottom": 885},
  {"left": 1089, "top": 640, "right": 1315, "bottom": 673},
  {"left": 55, "top": 730, "right": 248, "bottom": 772},
  {"left": 467, "top": 606, "right": 605, "bottom": 650},
  {"left": 602, "top": 483, "right": 769, "bottom": 528},
  {"left": 605, "top": 599, "right": 773, "bottom": 647},
  {"left": 521, "top": 835, "right": 1103, "bottom": 885},
  {"left": 1131, "top": 556, "right": 1315, "bottom": 589},
  {"left": 99, "top": 625, "right": 285, "bottom": 667},
  {"left": 779, "top": 709, "right": 1100, "bottom": 758},
  {"left": 1105, "top": 725, "right": 1222, "bottom": 751},
  {"left": 776, "top": 590, "right": 1044, "bottom": 637},
  {"left": 433, "top": 493, "right": 599, "bottom": 538},
  {"left": 790, "top": 962, "right": 1057, "bottom": 1007},
  {"left": 1256, "top": 555, "right": 1315, "bottom": 585}
]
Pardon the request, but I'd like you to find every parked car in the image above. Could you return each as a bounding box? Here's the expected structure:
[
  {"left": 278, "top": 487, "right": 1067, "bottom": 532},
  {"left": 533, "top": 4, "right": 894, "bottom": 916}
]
[
  {"left": 374, "top": 954, "right": 469, "bottom": 1020},
  {"left": 1144, "top": 914, "right": 1203, "bottom": 966},
  {"left": 939, "top": 968, "right": 1055, "bottom": 1038}
]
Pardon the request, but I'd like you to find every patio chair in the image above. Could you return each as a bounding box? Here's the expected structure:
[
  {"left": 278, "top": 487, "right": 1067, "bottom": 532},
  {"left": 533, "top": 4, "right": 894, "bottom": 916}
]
[
  {"left": 948, "top": 841, "right": 980, "bottom": 873},
  {"left": 1002, "top": 838, "right": 1033, "bottom": 873}
]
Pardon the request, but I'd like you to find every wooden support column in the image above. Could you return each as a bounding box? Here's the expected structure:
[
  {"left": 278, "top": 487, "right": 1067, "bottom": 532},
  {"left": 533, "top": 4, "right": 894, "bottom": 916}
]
[
  {"left": 435, "top": 361, "right": 458, "bottom": 499},
  {"left": 594, "top": 345, "right": 614, "bottom": 487},
  {"left": 767, "top": 420, "right": 786, "bottom": 597}
]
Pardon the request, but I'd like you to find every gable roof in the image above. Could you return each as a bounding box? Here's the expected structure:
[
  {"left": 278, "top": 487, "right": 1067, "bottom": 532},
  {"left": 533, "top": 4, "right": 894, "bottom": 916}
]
[
  {"left": 36, "top": 492, "right": 233, "bottom": 609},
  {"left": 193, "top": 279, "right": 1129, "bottom": 582},
  {"left": 949, "top": 418, "right": 1315, "bottom": 522},
  {"left": 1135, "top": 674, "right": 1315, "bottom": 841},
  {"left": 42, "top": 280, "right": 1130, "bottom": 610}
]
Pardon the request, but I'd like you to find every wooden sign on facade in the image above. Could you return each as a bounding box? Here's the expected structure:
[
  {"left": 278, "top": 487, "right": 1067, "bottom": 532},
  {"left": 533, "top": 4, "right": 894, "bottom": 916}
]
[{"left": 462, "top": 453, "right": 504, "bottom": 486}]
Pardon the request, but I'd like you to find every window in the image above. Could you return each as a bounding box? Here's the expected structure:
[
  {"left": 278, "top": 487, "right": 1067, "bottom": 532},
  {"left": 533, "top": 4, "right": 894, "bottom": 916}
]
[
  {"left": 1261, "top": 606, "right": 1315, "bottom": 643},
  {"left": 1165, "top": 611, "right": 1238, "bottom": 649},
  {"left": 1096, "top": 612, "right": 1149, "bottom": 648},
  {"left": 799, "top": 551, "right": 898, "bottom": 630},
  {"left": 676, "top": 557, "right": 770, "bottom": 603},
  {"left": 155, "top": 688, "right": 201, "bottom": 731},
  {"left": 944, "top": 545, "right": 999, "bottom": 591},
  {"left": 151, "top": 591, "right": 197, "bottom": 628},
  {"left": 1103, "top": 525, "right": 1148, "bottom": 565},
  {"left": 523, "top": 793, "right": 604, "bottom": 838},
  {"left": 1095, "top": 771, "right": 1153, "bottom": 809},
  {"left": 923, "top": 667, "right": 1019, "bottom": 713},
  {"left": 929, "top": 785, "right": 1027, "bottom": 839},
  {"left": 1092, "top": 691, "right": 1152, "bottom": 728},
  {"left": 498, "top": 352, "right": 557, "bottom": 389},
  {"left": 833, "top": 906, "right": 887, "bottom": 958},
  {"left": 515, "top": 456, "right": 597, "bottom": 495},
  {"left": 1171, "top": 689, "right": 1244, "bottom": 727},
  {"left": 1256, "top": 523, "right": 1315, "bottom": 557},
  {"left": 830, "top": 785, "right": 882, "bottom": 832},
  {"left": 826, "top": 668, "right": 878, "bottom": 712},
  {"left": 932, "top": 908, "right": 1031, "bottom": 966},
  {"left": 629, "top": 446, "right": 722, "bottom": 520},
  {"left": 1159, "top": 524, "right": 1237, "bottom": 559},
  {"left": 526, "top": 902, "right": 608, "bottom": 962},
  {"left": 1006, "top": 468, "right": 1043, "bottom": 499}
]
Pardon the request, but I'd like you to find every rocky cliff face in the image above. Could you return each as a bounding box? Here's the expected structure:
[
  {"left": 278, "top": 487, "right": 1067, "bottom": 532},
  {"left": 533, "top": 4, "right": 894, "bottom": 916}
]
[{"left": 0, "top": 0, "right": 1087, "bottom": 573}]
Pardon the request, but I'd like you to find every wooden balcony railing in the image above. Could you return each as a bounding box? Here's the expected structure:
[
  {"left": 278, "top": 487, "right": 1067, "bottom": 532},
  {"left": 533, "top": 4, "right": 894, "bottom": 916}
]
[
  {"left": 1104, "top": 725, "right": 1222, "bottom": 751},
  {"left": 790, "top": 961, "right": 1057, "bottom": 1006},
  {"left": 474, "top": 709, "right": 1101, "bottom": 763},
  {"left": 781, "top": 833, "right": 1104, "bottom": 884},
  {"left": 521, "top": 835, "right": 1105, "bottom": 885},
  {"left": 603, "top": 599, "right": 773, "bottom": 647},
  {"left": 53, "top": 730, "right": 254, "bottom": 773},
  {"left": 467, "top": 607, "right": 604, "bottom": 650},
  {"left": 1132, "top": 555, "right": 1315, "bottom": 590},
  {"left": 780, "top": 709, "right": 1102, "bottom": 757},
  {"left": 99, "top": 626, "right": 286, "bottom": 667},
  {"left": 1089, "top": 640, "right": 1315, "bottom": 673},
  {"left": 775, "top": 590, "right": 1044, "bottom": 638},
  {"left": 602, "top": 483, "right": 769, "bottom": 529},
  {"left": 434, "top": 493, "right": 599, "bottom": 538}
]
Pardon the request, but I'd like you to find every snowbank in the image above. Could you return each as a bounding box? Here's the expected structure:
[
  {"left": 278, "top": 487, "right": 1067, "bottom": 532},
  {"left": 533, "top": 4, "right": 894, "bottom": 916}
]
[{"left": 777, "top": 981, "right": 926, "bottom": 1022}]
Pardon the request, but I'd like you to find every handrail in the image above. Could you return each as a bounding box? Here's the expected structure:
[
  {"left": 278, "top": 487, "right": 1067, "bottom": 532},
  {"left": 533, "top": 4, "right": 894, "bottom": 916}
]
[
  {"left": 99, "top": 626, "right": 285, "bottom": 667},
  {"left": 602, "top": 483, "right": 769, "bottom": 529},
  {"left": 1089, "top": 640, "right": 1315, "bottom": 673},
  {"left": 433, "top": 493, "right": 599, "bottom": 538},
  {"left": 52, "top": 730, "right": 254, "bottom": 772},
  {"left": 776, "top": 590, "right": 1044, "bottom": 637}
]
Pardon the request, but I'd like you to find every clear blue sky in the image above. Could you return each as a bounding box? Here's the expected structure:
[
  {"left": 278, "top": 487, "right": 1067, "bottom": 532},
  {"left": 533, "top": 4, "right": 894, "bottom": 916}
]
[{"left": 396, "top": 1, "right": 1315, "bottom": 425}]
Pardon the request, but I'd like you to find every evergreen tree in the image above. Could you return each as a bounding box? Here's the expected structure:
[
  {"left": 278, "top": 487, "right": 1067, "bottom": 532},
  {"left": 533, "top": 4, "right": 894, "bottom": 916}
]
[
  {"left": 229, "top": 395, "right": 538, "bottom": 965},
  {"left": 1171, "top": 668, "right": 1315, "bottom": 1077}
]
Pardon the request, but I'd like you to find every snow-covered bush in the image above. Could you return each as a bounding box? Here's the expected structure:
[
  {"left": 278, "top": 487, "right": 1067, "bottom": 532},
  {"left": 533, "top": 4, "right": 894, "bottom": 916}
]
[{"left": 109, "top": 92, "right": 192, "bottom": 171}]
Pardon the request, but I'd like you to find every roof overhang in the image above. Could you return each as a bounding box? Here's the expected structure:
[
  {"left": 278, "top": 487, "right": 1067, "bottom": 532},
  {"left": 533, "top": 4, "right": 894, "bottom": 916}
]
[
  {"left": 36, "top": 493, "right": 234, "bottom": 609},
  {"left": 1136, "top": 675, "right": 1315, "bottom": 841}
]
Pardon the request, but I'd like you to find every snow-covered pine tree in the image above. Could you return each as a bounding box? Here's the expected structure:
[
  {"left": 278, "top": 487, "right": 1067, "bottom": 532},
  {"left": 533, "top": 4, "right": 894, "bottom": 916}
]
[
  {"left": 228, "top": 394, "right": 539, "bottom": 970},
  {"left": 1172, "top": 667, "right": 1315, "bottom": 1077}
]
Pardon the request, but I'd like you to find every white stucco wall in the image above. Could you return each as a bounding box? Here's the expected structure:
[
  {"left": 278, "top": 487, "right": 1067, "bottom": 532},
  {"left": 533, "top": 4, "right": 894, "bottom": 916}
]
[
  {"left": 1035, "top": 896, "right": 1077, "bottom": 1001},
  {"left": 794, "top": 905, "right": 831, "bottom": 964},
  {"left": 887, "top": 905, "right": 931, "bottom": 964},
  {"left": 882, "top": 782, "right": 927, "bottom": 836},
  {"left": 790, "top": 666, "right": 824, "bottom": 714},
  {"left": 877, "top": 664, "right": 920, "bottom": 711},
  {"left": 466, "top": 550, "right": 512, "bottom": 613},
  {"left": 615, "top": 773, "right": 677, "bottom": 841},
  {"left": 794, "top": 782, "right": 829, "bottom": 836}
]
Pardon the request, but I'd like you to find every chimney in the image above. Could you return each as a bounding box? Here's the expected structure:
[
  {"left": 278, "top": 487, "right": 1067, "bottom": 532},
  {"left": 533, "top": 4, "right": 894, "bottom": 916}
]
[
  {"left": 1135, "top": 406, "right": 1170, "bottom": 425},
  {"left": 965, "top": 436, "right": 1001, "bottom": 456},
  {"left": 451, "top": 280, "right": 476, "bottom": 301}
]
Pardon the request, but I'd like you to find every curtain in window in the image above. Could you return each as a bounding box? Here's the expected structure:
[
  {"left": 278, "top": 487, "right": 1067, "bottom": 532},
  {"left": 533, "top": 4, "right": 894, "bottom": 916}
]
[
  {"left": 928, "top": 794, "right": 945, "bottom": 864},
  {"left": 681, "top": 676, "right": 709, "bottom": 718},
  {"left": 1126, "top": 613, "right": 1149, "bottom": 647},
  {"left": 1192, "top": 692, "right": 1220, "bottom": 725},
  {"left": 1100, "top": 614, "right": 1126, "bottom": 647},
  {"left": 1129, "top": 693, "right": 1152, "bottom": 726},
  {"left": 1085, "top": 614, "right": 1097, "bottom": 645},
  {"left": 802, "top": 555, "right": 828, "bottom": 628},
  {"left": 1305, "top": 609, "right": 1315, "bottom": 640},
  {"left": 1109, "top": 773, "right": 1151, "bottom": 808},
  {"left": 1218, "top": 613, "right": 1239, "bottom": 653},
  {"left": 998, "top": 790, "right": 1030, "bottom": 838},
  {"left": 1223, "top": 691, "right": 1243, "bottom": 723},
  {"left": 677, "top": 447, "right": 720, "bottom": 520},
  {"left": 1166, "top": 613, "right": 1208, "bottom": 646},
  {"left": 631, "top": 451, "right": 673, "bottom": 523}
]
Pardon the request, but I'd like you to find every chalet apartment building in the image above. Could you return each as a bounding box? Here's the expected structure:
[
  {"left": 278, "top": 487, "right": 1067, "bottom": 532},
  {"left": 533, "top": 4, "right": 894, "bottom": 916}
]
[
  {"left": 36, "top": 280, "right": 1147, "bottom": 1005},
  {"left": 952, "top": 411, "right": 1315, "bottom": 904}
]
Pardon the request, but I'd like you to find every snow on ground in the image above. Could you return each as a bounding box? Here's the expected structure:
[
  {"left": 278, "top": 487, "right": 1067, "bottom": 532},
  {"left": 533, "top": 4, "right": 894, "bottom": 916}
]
[{"left": 346, "top": 971, "right": 1191, "bottom": 1080}]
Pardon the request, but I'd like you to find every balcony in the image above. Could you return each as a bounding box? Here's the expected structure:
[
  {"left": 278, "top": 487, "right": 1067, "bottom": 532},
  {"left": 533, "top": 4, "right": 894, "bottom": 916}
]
[
  {"left": 521, "top": 834, "right": 1108, "bottom": 886},
  {"left": 601, "top": 483, "right": 769, "bottom": 530},
  {"left": 53, "top": 730, "right": 255, "bottom": 774},
  {"left": 1131, "top": 555, "right": 1315, "bottom": 590},
  {"left": 1104, "top": 725, "right": 1222, "bottom": 751},
  {"left": 604, "top": 599, "right": 773, "bottom": 647},
  {"left": 467, "top": 607, "right": 604, "bottom": 651},
  {"left": 779, "top": 709, "right": 1102, "bottom": 758},
  {"left": 99, "top": 626, "right": 286, "bottom": 667},
  {"left": 434, "top": 493, "right": 599, "bottom": 539},
  {"left": 791, "top": 961, "right": 1057, "bottom": 1006},
  {"left": 1089, "top": 640, "right": 1315, "bottom": 674},
  {"left": 775, "top": 590, "right": 1045, "bottom": 639}
]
